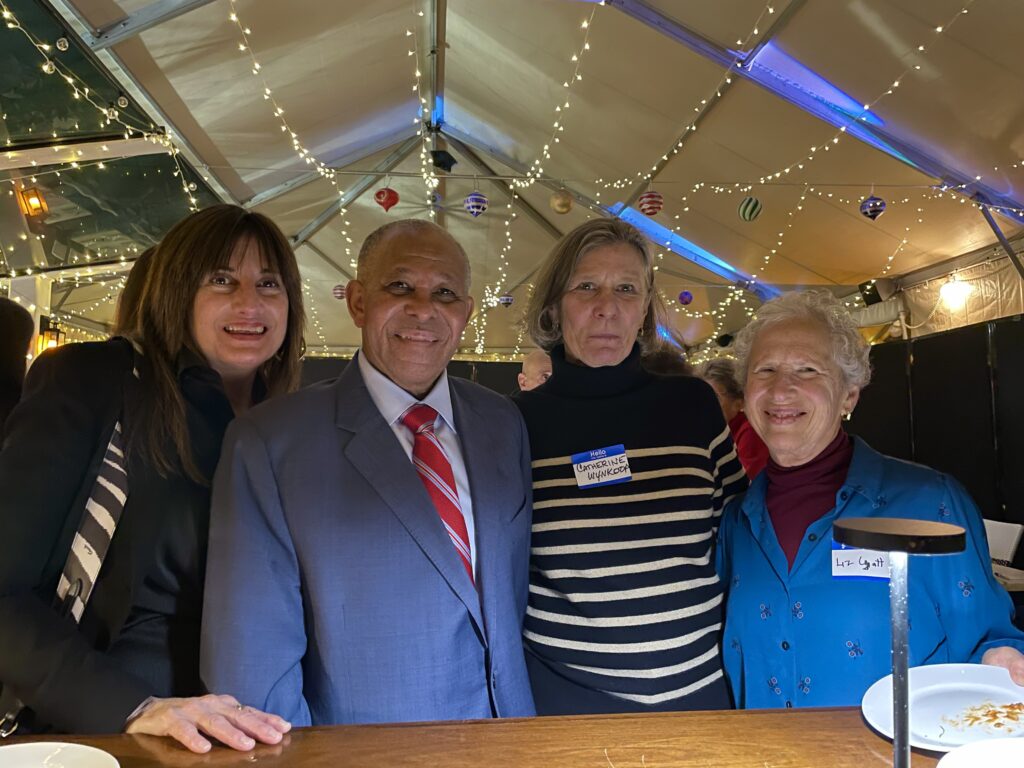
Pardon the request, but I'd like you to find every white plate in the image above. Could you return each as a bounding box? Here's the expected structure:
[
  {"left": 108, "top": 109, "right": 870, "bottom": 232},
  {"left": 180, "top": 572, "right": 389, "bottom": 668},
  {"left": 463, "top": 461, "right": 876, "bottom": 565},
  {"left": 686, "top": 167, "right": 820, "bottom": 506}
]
[
  {"left": 862, "top": 663, "right": 1024, "bottom": 752},
  {"left": 938, "top": 738, "right": 1024, "bottom": 766},
  {"left": 0, "top": 742, "right": 119, "bottom": 768}
]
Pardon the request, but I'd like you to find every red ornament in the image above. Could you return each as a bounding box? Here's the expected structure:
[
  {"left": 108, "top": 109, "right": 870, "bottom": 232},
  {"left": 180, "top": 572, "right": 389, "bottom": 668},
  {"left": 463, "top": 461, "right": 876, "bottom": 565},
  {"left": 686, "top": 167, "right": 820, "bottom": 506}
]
[
  {"left": 374, "top": 187, "right": 399, "bottom": 212},
  {"left": 332, "top": 284, "right": 347, "bottom": 300},
  {"left": 638, "top": 190, "right": 664, "bottom": 216}
]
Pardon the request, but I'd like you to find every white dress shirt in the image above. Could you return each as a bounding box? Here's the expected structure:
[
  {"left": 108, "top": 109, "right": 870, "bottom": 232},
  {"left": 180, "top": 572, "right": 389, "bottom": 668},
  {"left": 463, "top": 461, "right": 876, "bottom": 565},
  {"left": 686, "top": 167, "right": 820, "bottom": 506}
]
[{"left": 357, "top": 351, "right": 477, "bottom": 576}]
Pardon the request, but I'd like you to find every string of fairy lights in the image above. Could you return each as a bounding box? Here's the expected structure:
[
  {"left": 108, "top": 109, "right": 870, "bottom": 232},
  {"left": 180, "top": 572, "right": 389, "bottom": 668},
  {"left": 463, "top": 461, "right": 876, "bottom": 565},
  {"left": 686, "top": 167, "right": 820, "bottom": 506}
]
[
  {"left": 512, "top": 2, "right": 602, "bottom": 190},
  {"left": 5, "top": 0, "right": 1024, "bottom": 361},
  {"left": 594, "top": 0, "right": 782, "bottom": 193},
  {"left": 1, "top": 1, "right": 200, "bottom": 211}
]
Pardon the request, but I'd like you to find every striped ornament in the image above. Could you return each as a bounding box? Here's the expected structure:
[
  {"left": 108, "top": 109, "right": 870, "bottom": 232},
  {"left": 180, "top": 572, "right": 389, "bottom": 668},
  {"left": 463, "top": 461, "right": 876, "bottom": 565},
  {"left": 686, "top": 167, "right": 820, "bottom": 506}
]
[
  {"left": 738, "top": 196, "right": 762, "bottom": 221},
  {"left": 637, "top": 190, "right": 664, "bottom": 216},
  {"left": 332, "top": 284, "right": 346, "bottom": 300},
  {"left": 464, "top": 190, "right": 489, "bottom": 217}
]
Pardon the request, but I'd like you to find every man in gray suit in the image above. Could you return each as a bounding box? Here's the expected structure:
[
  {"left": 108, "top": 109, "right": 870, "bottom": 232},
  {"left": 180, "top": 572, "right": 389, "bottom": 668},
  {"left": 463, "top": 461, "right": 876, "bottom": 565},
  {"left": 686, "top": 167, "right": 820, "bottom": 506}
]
[{"left": 201, "top": 220, "right": 535, "bottom": 725}]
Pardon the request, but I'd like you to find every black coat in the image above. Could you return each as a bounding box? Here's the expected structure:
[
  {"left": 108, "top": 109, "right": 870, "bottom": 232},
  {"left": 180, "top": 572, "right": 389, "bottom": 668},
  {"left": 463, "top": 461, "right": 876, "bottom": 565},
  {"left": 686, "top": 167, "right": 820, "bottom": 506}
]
[{"left": 0, "top": 339, "right": 234, "bottom": 733}]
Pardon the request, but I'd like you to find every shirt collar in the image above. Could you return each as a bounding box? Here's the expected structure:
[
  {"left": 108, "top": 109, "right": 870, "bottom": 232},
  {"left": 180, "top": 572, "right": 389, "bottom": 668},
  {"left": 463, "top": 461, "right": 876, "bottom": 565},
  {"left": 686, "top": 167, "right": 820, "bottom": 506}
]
[
  {"left": 357, "top": 349, "right": 457, "bottom": 433},
  {"left": 739, "top": 435, "right": 884, "bottom": 520}
]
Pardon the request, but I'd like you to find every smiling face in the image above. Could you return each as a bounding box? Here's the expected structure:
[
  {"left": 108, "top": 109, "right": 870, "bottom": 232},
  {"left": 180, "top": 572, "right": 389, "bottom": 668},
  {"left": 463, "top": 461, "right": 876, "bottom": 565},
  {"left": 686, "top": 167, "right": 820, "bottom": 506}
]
[
  {"left": 744, "top": 318, "right": 860, "bottom": 467},
  {"left": 557, "top": 243, "right": 650, "bottom": 368},
  {"left": 347, "top": 226, "right": 474, "bottom": 398},
  {"left": 191, "top": 237, "right": 289, "bottom": 385}
]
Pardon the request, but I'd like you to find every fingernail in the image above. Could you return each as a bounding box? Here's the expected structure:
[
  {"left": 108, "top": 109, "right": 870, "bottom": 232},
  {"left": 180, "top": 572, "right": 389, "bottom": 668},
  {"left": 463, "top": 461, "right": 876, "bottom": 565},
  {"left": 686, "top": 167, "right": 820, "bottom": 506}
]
[{"left": 242, "top": 737, "right": 255, "bottom": 749}]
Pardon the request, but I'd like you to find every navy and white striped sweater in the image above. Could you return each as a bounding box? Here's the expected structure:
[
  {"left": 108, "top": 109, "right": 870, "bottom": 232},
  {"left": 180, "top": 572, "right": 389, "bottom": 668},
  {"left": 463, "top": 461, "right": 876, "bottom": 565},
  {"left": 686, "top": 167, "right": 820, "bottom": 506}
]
[{"left": 513, "top": 345, "right": 747, "bottom": 710}]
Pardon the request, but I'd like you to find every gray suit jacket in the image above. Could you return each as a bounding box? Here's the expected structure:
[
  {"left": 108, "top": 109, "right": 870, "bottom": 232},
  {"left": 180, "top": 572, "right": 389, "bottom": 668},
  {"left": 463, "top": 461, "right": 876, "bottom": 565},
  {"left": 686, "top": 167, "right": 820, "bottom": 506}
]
[{"left": 200, "top": 361, "right": 535, "bottom": 725}]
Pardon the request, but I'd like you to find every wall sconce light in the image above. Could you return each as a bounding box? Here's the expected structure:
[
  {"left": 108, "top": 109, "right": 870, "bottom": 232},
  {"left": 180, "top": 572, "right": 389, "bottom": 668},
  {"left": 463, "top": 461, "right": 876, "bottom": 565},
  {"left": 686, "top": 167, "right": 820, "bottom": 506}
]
[
  {"left": 16, "top": 187, "right": 49, "bottom": 218},
  {"left": 35, "top": 316, "right": 65, "bottom": 357},
  {"left": 939, "top": 274, "right": 972, "bottom": 311}
]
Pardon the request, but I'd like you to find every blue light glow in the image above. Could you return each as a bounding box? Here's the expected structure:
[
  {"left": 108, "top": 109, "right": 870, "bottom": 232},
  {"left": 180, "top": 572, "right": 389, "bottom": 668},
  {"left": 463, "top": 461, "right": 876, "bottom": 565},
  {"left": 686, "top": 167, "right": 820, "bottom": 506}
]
[
  {"left": 748, "top": 42, "right": 883, "bottom": 128},
  {"left": 612, "top": 204, "right": 780, "bottom": 301}
]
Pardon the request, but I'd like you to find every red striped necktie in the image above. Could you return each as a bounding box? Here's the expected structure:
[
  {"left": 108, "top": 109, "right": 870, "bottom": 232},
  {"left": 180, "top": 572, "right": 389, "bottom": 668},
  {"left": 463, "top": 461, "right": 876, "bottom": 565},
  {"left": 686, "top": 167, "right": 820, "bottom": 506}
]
[{"left": 401, "top": 404, "right": 474, "bottom": 585}]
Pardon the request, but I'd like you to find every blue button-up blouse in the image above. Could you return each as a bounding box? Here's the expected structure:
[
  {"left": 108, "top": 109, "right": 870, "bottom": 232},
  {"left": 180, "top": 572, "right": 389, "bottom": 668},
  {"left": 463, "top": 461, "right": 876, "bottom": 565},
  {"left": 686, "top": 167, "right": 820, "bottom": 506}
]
[{"left": 717, "top": 436, "right": 1024, "bottom": 708}]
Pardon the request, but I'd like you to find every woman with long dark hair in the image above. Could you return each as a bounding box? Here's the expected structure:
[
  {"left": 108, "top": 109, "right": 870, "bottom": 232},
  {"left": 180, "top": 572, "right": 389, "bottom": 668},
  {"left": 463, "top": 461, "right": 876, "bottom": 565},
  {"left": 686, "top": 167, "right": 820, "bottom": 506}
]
[{"left": 0, "top": 205, "right": 304, "bottom": 752}]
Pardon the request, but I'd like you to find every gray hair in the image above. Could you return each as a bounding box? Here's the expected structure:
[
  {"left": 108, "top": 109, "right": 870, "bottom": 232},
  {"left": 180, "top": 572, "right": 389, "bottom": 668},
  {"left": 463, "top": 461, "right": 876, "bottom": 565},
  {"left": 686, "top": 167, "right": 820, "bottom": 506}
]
[
  {"left": 732, "top": 290, "right": 871, "bottom": 390},
  {"left": 523, "top": 218, "right": 677, "bottom": 354},
  {"left": 697, "top": 357, "right": 743, "bottom": 401},
  {"left": 357, "top": 219, "right": 470, "bottom": 291}
]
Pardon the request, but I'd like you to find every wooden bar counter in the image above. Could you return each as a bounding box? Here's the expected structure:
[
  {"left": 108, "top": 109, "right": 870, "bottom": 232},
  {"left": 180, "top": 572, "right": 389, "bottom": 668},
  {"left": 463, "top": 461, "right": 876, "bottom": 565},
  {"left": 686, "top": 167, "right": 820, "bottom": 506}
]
[{"left": 5, "top": 708, "right": 941, "bottom": 767}]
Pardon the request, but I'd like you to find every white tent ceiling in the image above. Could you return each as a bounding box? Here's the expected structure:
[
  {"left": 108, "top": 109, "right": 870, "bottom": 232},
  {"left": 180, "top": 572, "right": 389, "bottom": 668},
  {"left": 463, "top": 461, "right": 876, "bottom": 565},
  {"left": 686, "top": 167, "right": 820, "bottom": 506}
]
[{"left": 18, "top": 0, "right": 1024, "bottom": 355}]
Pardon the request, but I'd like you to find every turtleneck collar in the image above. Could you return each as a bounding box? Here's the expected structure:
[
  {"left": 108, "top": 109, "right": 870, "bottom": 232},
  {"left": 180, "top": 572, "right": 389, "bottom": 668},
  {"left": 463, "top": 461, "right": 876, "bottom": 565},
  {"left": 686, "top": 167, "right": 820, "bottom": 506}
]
[{"left": 540, "top": 343, "right": 650, "bottom": 399}]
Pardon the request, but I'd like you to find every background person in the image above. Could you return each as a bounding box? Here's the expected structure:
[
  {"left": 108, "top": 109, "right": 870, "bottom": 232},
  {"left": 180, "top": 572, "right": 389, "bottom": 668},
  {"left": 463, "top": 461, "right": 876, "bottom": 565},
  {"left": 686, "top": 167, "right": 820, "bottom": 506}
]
[
  {"left": 518, "top": 350, "right": 552, "bottom": 391},
  {"left": 698, "top": 358, "right": 768, "bottom": 479},
  {"left": 202, "top": 219, "right": 535, "bottom": 726},
  {"left": 0, "top": 297, "right": 34, "bottom": 431},
  {"left": 0, "top": 205, "right": 302, "bottom": 751},
  {"left": 112, "top": 247, "right": 156, "bottom": 337},
  {"left": 717, "top": 290, "right": 1024, "bottom": 708},
  {"left": 513, "top": 218, "right": 747, "bottom": 715}
]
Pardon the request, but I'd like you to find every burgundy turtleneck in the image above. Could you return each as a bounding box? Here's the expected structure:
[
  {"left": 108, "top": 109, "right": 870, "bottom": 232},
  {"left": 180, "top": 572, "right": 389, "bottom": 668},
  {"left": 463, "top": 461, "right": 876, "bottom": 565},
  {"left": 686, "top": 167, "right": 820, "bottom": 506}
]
[{"left": 766, "top": 428, "right": 854, "bottom": 569}]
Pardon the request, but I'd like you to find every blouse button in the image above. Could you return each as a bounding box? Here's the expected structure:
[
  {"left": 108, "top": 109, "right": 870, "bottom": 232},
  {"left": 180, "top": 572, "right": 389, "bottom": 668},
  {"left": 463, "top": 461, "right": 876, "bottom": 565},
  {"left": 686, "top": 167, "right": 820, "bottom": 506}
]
[
  {"left": 785, "top": 701, "right": 793, "bottom": 708},
  {"left": 781, "top": 641, "right": 791, "bottom": 651},
  {"left": 808, "top": 533, "right": 818, "bottom": 542},
  {"left": 840, "top": 491, "right": 849, "bottom": 501}
]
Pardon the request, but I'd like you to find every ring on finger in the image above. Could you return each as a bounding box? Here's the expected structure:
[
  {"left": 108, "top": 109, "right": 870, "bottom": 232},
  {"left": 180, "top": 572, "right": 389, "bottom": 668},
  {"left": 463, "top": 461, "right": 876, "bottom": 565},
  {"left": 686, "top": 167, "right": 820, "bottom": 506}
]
[{"left": 236, "top": 703, "right": 245, "bottom": 711}]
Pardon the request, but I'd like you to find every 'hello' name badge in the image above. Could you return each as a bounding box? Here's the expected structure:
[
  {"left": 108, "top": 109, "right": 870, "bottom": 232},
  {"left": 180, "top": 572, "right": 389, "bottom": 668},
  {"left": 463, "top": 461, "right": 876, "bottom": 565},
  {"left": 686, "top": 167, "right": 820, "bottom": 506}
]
[
  {"left": 572, "top": 444, "right": 632, "bottom": 490},
  {"left": 832, "top": 540, "right": 890, "bottom": 580}
]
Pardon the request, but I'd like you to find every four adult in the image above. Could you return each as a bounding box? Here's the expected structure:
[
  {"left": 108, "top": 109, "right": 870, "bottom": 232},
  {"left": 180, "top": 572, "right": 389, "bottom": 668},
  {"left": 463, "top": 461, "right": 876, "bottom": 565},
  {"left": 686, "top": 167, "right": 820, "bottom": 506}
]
[
  {"left": 716, "top": 290, "right": 1024, "bottom": 708},
  {"left": 0, "top": 204, "right": 302, "bottom": 751},
  {"left": 2, "top": 203, "right": 1021, "bottom": 744},
  {"left": 201, "top": 219, "right": 535, "bottom": 725},
  {"left": 513, "top": 218, "right": 748, "bottom": 714}
]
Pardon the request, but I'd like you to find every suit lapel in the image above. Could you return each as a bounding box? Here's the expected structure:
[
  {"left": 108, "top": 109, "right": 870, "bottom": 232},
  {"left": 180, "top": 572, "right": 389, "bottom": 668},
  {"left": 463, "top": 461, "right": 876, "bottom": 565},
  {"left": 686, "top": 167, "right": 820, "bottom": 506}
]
[
  {"left": 337, "top": 364, "right": 484, "bottom": 634},
  {"left": 451, "top": 381, "right": 510, "bottom": 644}
]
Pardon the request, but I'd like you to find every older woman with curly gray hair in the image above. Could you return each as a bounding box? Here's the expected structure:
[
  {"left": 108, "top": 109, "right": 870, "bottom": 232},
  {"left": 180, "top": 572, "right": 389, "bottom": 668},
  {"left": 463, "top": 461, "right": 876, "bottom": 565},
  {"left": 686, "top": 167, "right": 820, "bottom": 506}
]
[
  {"left": 512, "top": 218, "right": 747, "bottom": 715},
  {"left": 716, "top": 290, "right": 1024, "bottom": 709}
]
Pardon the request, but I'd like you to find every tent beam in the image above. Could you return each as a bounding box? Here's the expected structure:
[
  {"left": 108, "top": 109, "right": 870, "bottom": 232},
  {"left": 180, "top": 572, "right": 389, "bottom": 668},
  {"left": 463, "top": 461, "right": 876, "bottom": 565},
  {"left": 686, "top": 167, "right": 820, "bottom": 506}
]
[
  {"left": 441, "top": 126, "right": 773, "bottom": 299},
  {"left": 608, "top": 0, "right": 1024, "bottom": 226},
  {"left": 45, "top": 0, "right": 239, "bottom": 203},
  {"left": 302, "top": 241, "right": 354, "bottom": 282},
  {"left": 428, "top": 0, "right": 447, "bottom": 128},
  {"left": 291, "top": 136, "right": 420, "bottom": 247},
  {"left": 88, "top": 0, "right": 218, "bottom": 51},
  {"left": 976, "top": 196, "right": 1024, "bottom": 281},
  {"left": 244, "top": 125, "right": 419, "bottom": 209},
  {"left": 445, "top": 136, "right": 564, "bottom": 241}
]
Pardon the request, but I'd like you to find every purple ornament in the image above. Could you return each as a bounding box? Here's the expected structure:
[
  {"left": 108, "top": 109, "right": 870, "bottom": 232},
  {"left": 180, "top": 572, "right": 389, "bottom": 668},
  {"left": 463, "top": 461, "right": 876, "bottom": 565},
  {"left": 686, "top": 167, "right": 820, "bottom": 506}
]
[{"left": 678, "top": 290, "right": 693, "bottom": 306}]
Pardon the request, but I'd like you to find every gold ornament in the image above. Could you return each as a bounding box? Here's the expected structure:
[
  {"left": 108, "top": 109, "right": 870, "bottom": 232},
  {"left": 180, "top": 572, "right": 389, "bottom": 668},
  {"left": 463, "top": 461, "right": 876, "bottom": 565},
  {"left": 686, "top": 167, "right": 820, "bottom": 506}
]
[{"left": 550, "top": 189, "right": 573, "bottom": 214}]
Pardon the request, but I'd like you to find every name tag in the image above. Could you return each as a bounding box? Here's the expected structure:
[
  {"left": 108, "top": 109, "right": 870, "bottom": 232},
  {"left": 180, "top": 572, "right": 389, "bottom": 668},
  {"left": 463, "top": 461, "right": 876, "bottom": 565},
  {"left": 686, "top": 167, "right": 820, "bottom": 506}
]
[
  {"left": 832, "top": 540, "right": 890, "bottom": 580},
  {"left": 572, "top": 444, "right": 632, "bottom": 490}
]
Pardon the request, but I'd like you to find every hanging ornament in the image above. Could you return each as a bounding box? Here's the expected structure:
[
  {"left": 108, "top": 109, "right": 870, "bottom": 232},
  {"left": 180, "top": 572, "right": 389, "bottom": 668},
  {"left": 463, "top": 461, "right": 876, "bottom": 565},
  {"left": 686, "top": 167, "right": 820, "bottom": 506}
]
[
  {"left": 498, "top": 293, "right": 514, "bottom": 308},
  {"left": 677, "top": 290, "right": 694, "bottom": 306},
  {"left": 55, "top": 37, "right": 69, "bottom": 52},
  {"left": 187, "top": 181, "right": 198, "bottom": 192},
  {"left": 116, "top": 94, "right": 129, "bottom": 110},
  {"left": 637, "top": 190, "right": 664, "bottom": 216},
  {"left": 464, "top": 190, "right": 489, "bottom": 217},
  {"left": 332, "top": 284, "right": 347, "bottom": 300},
  {"left": 738, "top": 196, "right": 762, "bottom": 222},
  {"left": 41, "top": 60, "right": 55, "bottom": 75},
  {"left": 429, "top": 191, "right": 443, "bottom": 210},
  {"left": 550, "top": 188, "right": 573, "bottom": 214},
  {"left": 374, "top": 187, "right": 399, "bottom": 212},
  {"left": 859, "top": 195, "right": 887, "bottom": 220}
]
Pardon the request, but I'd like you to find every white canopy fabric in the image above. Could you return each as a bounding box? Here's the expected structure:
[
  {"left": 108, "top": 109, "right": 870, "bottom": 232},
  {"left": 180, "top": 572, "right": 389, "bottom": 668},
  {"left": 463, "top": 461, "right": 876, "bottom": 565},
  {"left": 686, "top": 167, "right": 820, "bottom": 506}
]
[{"left": 37, "top": 0, "right": 1024, "bottom": 355}]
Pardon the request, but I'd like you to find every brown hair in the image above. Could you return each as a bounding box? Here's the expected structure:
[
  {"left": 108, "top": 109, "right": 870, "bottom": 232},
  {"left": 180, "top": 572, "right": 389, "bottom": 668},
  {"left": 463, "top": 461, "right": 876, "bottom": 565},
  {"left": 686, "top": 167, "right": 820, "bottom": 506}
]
[
  {"left": 132, "top": 204, "right": 305, "bottom": 481},
  {"left": 112, "top": 246, "right": 155, "bottom": 336},
  {"left": 697, "top": 357, "right": 743, "bottom": 400},
  {"left": 523, "top": 218, "right": 678, "bottom": 355}
]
